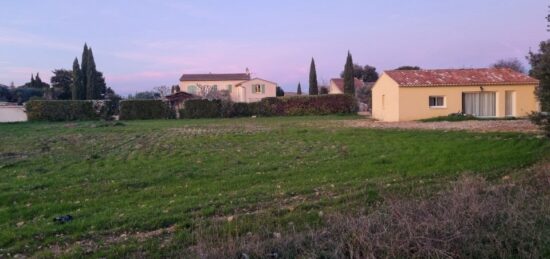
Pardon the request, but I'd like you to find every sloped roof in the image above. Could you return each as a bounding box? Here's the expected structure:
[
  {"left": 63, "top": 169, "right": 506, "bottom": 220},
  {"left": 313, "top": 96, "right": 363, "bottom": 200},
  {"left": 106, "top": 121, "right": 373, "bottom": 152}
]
[
  {"left": 384, "top": 68, "right": 538, "bottom": 87},
  {"left": 330, "top": 78, "right": 366, "bottom": 92},
  {"left": 179, "top": 73, "right": 250, "bottom": 82}
]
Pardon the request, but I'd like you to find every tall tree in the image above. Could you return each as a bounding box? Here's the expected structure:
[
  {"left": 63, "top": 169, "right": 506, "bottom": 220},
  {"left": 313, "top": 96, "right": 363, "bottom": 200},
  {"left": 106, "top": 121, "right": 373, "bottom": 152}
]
[
  {"left": 85, "top": 48, "right": 97, "bottom": 99},
  {"left": 81, "top": 44, "right": 89, "bottom": 96},
  {"left": 309, "top": 58, "right": 318, "bottom": 95},
  {"left": 491, "top": 58, "right": 526, "bottom": 74},
  {"left": 340, "top": 64, "right": 379, "bottom": 83},
  {"left": 343, "top": 51, "right": 355, "bottom": 95},
  {"left": 528, "top": 40, "right": 550, "bottom": 112},
  {"left": 71, "top": 58, "right": 85, "bottom": 100},
  {"left": 95, "top": 71, "right": 107, "bottom": 99},
  {"left": 297, "top": 82, "right": 302, "bottom": 95},
  {"left": 50, "top": 69, "right": 73, "bottom": 100},
  {"left": 528, "top": 40, "right": 550, "bottom": 136}
]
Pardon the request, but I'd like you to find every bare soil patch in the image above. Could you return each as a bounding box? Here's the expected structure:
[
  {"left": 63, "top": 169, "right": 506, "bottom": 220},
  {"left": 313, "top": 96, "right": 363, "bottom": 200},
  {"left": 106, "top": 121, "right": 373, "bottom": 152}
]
[{"left": 345, "top": 119, "right": 540, "bottom": 133}]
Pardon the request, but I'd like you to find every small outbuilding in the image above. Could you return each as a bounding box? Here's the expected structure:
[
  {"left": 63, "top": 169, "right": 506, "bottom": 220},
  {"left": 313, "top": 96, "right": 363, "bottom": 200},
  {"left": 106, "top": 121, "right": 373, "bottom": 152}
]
[{"left": 372, "top": 68, "right": 539, "bottom": 121}]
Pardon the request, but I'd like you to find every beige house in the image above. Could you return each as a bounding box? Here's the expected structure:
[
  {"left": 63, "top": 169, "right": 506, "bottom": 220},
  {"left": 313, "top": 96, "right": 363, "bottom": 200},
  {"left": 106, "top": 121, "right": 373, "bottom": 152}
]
[
  {"left": 178, "top": 70, "right": 277, "bottom": 103},
  {"left": 372, "top": 68, "right": 539, "bottom": 122},
  {"left": 329, "top": 78, "right": 365, "bottom": 94}
]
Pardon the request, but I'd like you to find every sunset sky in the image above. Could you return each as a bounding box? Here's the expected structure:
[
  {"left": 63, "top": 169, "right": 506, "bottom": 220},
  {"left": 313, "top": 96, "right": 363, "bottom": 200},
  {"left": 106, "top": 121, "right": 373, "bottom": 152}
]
[{"left": 0, "top": 0, "right": 547, "bottom": 95}]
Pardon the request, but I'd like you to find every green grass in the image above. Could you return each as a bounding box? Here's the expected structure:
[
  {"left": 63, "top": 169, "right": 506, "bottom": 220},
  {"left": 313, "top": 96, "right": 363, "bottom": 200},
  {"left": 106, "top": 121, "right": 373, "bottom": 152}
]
[{"left": 0, "top": 116, "right": 548, "bottom": 257}]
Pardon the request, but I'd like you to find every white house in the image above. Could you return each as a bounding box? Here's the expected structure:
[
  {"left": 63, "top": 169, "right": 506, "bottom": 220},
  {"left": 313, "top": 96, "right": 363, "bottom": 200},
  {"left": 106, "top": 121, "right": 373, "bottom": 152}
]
[{"left": 178, "top": 69, "right": 277, "bottom": 103}]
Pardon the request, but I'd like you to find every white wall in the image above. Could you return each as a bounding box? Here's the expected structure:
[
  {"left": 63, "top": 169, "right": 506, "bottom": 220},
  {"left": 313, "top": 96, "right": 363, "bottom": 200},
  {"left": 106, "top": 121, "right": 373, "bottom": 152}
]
[{"left": 0, "top": 106, "right": 27, "bottom": 122}]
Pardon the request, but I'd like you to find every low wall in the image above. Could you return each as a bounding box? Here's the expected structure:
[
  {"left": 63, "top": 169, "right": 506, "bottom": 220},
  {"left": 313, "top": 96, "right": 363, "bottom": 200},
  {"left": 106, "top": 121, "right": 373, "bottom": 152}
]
[{"left": 0, "top": 106, "right": 27, "bottom": 122}]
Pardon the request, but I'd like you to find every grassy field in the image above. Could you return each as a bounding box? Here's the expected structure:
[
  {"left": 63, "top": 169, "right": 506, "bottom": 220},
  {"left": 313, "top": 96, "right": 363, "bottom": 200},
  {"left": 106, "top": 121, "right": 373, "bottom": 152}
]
[{"left": 0, "top": 116, "right": 549, "bottom": 257}]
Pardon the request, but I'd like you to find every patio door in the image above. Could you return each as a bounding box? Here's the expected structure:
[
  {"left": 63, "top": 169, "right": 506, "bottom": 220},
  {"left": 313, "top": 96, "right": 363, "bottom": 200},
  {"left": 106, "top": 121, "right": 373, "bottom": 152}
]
[
  {"left": 505, "top": 91, "right": 514, "bottom": 117},
  {"left": 462, "top": 92, "right": 496, "bottom": 117}
]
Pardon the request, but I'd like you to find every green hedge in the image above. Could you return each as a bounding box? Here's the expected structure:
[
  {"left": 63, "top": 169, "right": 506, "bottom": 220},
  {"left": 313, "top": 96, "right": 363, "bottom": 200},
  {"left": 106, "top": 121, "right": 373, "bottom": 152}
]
[
  {"left": 261, "top": 94, "right": 358, "bottom": 116},
  {"left": 178, "top": 94, "right": 357, "bottom": 119},
  {"left": 180, "top": 99, "right": 222, "bottom": 119},
  {"left": 119, "top": 100, "right": 174, "bottom": 120},
  {"left": 26, "top": 100, "right": 99, "bottom": 121}
]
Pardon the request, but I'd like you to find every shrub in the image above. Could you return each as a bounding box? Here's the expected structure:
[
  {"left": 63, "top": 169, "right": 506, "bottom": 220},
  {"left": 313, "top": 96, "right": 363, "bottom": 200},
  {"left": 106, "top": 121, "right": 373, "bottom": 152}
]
[
  {"left": 260, "top": 94, "right": 358, "bottom": 116},
  {"left": 180, "top": 99, "right": 222, "bottom": 119},
  {"left": 530, "top": 112, "right": 550, "bottom": 137},
  {"left": 26, "top": 100, "right": 99, "bottom": 121},
  {"left": 119, "top": 100, "right": 174, "bottom": 120}
]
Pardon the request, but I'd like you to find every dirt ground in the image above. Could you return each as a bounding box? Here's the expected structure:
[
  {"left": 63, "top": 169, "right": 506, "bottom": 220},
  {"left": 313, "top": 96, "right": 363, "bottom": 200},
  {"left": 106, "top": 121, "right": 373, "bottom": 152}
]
[{"left": 345, "top": 119, "right": 541, "bottom": 133}]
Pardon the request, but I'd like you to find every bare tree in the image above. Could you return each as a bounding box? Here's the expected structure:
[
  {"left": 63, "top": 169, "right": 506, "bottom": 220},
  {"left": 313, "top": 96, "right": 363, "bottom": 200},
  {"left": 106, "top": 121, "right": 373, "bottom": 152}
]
[
  {"left": 153, "top": 85, "right": 171, "bottom": 99},
  {"left": 491, "top": 58, "right": 526, "bottom": 74}
]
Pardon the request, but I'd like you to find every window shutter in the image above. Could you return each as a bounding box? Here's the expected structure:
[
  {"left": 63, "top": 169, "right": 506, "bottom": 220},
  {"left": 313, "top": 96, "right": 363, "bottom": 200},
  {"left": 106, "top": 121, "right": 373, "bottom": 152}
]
[
  {"left": 228, "top": 85, "right": 232, "bottom": 93},
  {"left": 188, "top": 85, "right": 196, "bottom": 94},
  {"left": 212, "top": 85, "right": 217, "bottom": 91},
  {"left": 261, "top": 84, "right": 265, "bottom": 94},
  {"left": 251, "top": 85, "right": 255, "bottom": 93}
]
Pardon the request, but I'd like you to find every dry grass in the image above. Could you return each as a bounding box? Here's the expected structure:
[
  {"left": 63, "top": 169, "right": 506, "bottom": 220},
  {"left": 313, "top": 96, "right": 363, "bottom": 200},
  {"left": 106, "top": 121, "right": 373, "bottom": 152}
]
[{"left": 191, "top": 164, "right": 550, "bottom": 259}]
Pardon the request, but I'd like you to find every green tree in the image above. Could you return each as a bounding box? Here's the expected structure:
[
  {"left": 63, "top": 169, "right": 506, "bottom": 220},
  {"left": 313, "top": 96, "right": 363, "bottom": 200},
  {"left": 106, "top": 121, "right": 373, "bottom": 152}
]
[
  {"left": 309, "top": 58, "right": 318, "bottom": 95},
  {"left": 71, "top": 58, "right": 85, "bottom": 100},
  {"left": 297, "top": 82, "right": 302, "bottom": 95},
  {"left": 491, "top": 58, "right": 526, "bottom": 74},
  {"left": 50, "top": 69, "right": 73, "bottom": 100},
  {"left": 340, "top": 64, "right": 379, "bottom": 83},
  {"left": 528, "top": 40, "right": 550, "bottom": 137},
  {"left": 276, "top": 86, "right": 284, "bottom": 96},
  {"left": 396, "top": 66, "right": 421, "bottom": 70},
  {"left": 81, "top": 44, "right": 89, "bottom": 95},
  {"left": 85, "top": 48, "right": 97, "bottom": 99},
  {"left": 343, "top": 51, "right": 355, "bottom": 95}
]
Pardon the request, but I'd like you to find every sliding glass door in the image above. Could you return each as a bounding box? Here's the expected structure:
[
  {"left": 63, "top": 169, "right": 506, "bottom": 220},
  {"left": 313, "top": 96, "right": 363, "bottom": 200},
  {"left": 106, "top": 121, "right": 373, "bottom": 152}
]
[{"left": 462, "top": 92, "right": 496, "bottom": 117}]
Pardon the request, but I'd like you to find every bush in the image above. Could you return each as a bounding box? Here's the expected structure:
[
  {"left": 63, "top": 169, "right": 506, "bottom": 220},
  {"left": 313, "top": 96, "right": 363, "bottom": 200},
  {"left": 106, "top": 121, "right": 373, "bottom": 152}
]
[
  {"left": 260, "top": 94, "right": 358, "bottom": 116},
  {"left": 530, "top": 112, "right": 550, "bottom": 137},
  {"left": 180, "top": 99, "right": 222, "bottom": 119},
  {"left": 119, "top": 100, "right": 174, "bottom": 120},
  {"left": 26, "top": 100, "right": 99, "bottom": 121}
]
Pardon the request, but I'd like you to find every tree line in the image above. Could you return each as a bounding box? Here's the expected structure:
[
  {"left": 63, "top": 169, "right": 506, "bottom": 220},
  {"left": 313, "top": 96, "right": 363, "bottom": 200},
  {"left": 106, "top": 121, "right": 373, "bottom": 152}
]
[{"left": 0, "top": 44, "right": 119, "bottom": 104}]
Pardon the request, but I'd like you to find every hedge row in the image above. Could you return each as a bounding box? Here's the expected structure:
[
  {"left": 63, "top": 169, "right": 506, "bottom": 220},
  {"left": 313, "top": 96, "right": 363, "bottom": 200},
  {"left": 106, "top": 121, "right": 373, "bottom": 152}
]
[
  {"left": 26, "top": 100, "right": 100, "bottom": 121},
  {"left": 179, "top": 94, "right": 358, "bottom": 119},
  {"left": 119, "top": 100, "right": 175, "bottom": 120},
  {"left": 262, "top": 94, "right": 358, "bottom": 116}
]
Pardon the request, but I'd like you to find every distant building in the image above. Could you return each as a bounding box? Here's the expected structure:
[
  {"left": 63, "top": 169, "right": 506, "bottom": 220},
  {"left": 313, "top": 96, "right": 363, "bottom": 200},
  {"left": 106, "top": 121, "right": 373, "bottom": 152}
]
[
  {"left": 329, "top": 78, "right": 365, "bottom": 94},
  {"left": 178, "top": 69, "right": 277, "bottom": 103}
]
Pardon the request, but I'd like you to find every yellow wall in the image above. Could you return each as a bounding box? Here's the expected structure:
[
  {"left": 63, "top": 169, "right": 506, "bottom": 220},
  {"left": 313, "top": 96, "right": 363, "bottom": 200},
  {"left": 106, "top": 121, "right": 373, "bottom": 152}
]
[
  {"left": 237, "top": 78, "right": 277, "bottom": 103},
  {"left": 329, "top": 81, "right": 343, "bottom": 94},
  {"left": 372, "top": 72, "right": 539, "bottom": 121},
  {"left": 372, "top": 73, "right": 400, "bottom": 121},
  {"left": 398, "top": 84, "right": 538, "bottom": 121}
]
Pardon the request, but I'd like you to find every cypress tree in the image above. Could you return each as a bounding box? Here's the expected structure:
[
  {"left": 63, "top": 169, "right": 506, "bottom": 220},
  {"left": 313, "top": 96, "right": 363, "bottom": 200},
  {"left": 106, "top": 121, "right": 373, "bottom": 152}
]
[
  {"left": 309, "top": 58, "right": 318, "bottom": 95},
  {"left": 30, "top": 74, "right": 35, "bottom": 88},
  {"left": 35, "top": 73, "right": 43, "bottom": 88},
  {"left": 81, "top": 44, "right": 89, "bottom": 98},
  {"left": 297, "top": 82, "right": 302, "bottom": 95},
  {"left": 85, "top": 48, "right": 97, "bottom": 99},
  {"left": 71, "top": 58, "right": 84, "bottom": 100},
  {"left": 343, "top": 51, "right": 355, "bottom": 95}
]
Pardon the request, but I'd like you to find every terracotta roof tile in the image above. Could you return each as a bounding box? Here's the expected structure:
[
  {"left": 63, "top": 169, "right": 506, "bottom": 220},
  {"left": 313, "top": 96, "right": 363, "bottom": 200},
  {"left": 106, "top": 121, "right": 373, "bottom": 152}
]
[
  {"left": 384, "top": 68, "right": 538, "bottom": 87},
  {"left": 180, "top": 73, "right": 250, "bottom": 82}
]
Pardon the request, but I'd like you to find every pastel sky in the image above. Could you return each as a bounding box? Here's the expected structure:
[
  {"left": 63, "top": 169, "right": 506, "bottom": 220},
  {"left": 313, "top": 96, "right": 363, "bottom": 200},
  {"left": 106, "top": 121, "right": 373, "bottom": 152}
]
[{"left": 0, "top": 0, "right": 547, "bottom": 95}]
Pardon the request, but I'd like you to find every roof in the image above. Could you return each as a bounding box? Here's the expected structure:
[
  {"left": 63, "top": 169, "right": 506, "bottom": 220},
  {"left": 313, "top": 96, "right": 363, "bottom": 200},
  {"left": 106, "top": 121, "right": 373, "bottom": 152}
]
[
  {"left": 165, "top": 91, "right": 195, "bottom": 101},
  {"left": 235, "top": 78, "right": 278, "bottom": 86},
  {"left": 330, "top": 78, "right": 366, "bottom": 92},
  {"left": 179, "top": 73, "right": 251, "bottom": 82},
  {"left": 384, "top": 68, "right": 539, "bottom": 87}
]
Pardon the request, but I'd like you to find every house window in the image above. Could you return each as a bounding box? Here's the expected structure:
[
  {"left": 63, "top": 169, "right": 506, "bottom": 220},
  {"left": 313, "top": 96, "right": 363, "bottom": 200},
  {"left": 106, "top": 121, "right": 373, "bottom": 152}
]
[
  {"left": 429, "top": 96, "right": 445, "bottom": 108},
  {"left": 188, "top": 85, "right": 196, "bottom": 94},
  {"left": 251, "top": 84, "right": 265, "bottom": 93},
  {"left": 227, "top": 84, "right": 232, "bottom": 93}
]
